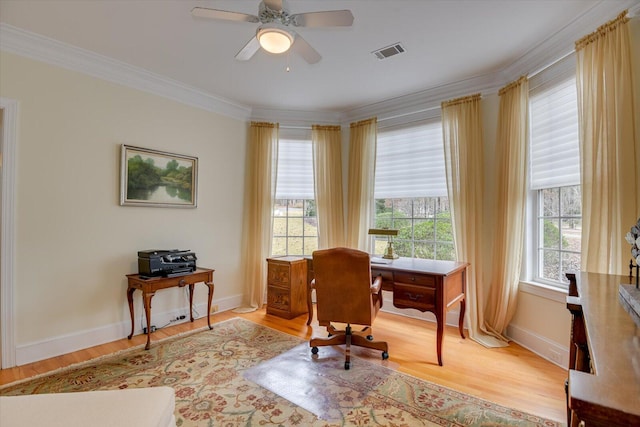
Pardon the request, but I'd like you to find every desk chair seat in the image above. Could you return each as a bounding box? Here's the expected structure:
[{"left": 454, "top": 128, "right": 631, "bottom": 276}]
[{"left": 309, "top": 247, "right": 389, "bottom": 369}]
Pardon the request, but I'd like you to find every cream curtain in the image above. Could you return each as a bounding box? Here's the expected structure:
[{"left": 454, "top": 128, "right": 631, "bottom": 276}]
[
  {"left": 442, "top": 94, "right": 505, "bottom": 348},
  {"left": 484, "top": 77, "right": 529, "bottom": 341},
  {"left": 312, "top": 125, "right": 345, "bottom": 249},
  {"left": 346, "top": 118, "right": 377, "bottom": 250},
  {"left": 576, "top": 11, "right": 639, "bottom": 275},
  {"left": 234, "top": 122, "right": 278, "bottom": 312}
]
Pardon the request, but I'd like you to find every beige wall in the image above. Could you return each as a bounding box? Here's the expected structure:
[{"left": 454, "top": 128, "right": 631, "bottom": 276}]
[{"left": 0, "top": 52, "right": 247, "bottom": 349}]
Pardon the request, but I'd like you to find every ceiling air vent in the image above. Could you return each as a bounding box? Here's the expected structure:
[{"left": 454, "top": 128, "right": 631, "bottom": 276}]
[{"left": 372, "top": 43, "right": 406, "bottom": 60}]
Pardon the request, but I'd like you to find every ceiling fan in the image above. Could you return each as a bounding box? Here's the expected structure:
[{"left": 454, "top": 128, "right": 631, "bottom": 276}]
[{"left": 191, "top": 0, "right": 354, "bottom": 64}]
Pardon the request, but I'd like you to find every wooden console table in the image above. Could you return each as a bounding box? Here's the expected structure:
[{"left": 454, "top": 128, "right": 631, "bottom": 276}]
[
  {"left": 126, "top": 268, "right": 215, "bottom": 350},
  {"left": 306, "top": 257, "right": 468, "bottom": 366},
  {"left": 565, "top": 272, "right": 640, "bottom": 426}
]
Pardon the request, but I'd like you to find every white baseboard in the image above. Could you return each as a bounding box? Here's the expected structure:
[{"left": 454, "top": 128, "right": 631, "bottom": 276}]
[
  {"left": 15, "top": 294, "right": 243, "bottom": 366},
  {"left": 506, "top": 323, "right": 568, "bottom": 368},
  {"left": 381, "top": 293, "right": 568, "bottom": 369}
]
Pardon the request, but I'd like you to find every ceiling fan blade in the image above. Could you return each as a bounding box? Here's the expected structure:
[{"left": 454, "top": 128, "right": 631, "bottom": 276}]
[
  {"left": 236, "top": 36, "right": 261, "bottom": 61},
  {"left": 292, "top": 10, "right": 354, "bottom": 27},
  {"left": 292, "top": 34, "right": 321, "bottom": 64},
  {"left": 262, "top": 0, "right": 284, "bottom": 12},
  {"left": 191, "top": 7, "right": 259, "bottom": 23}
]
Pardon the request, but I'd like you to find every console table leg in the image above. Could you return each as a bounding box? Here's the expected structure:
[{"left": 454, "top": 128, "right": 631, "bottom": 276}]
[
  {"left": 143, "top": 291, "right": 155, "bottom": 350},
  {"left": 205, "top": 281, "right": 214, "bottom": 330},
  {"left": 458, "top": 298, "right": 466, "bottom": 339},
  {"left": 188, "top": 284, "right": 195, "bottom": 322},
  {"left": 127, "top": 287, "right": 135, "bottom": 340}
]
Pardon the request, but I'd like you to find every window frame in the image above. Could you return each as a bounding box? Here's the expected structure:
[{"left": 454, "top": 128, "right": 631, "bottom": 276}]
[
  {"left": 271, "top": 198, "right": 318, "bottom": 257},
  {"left": 270, "top": 131, "right": 318, "bottom": 257},
  {"left": 525, "top": 53, "right": 581, "bottom": 291},
  {"left": 530, "top": 185, "right": 581, "bottom": 288}
]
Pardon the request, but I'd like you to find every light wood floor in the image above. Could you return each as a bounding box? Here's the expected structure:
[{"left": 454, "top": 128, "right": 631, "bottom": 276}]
[{"left": 0, "top": 307, "right": 567, "bottom": 423}]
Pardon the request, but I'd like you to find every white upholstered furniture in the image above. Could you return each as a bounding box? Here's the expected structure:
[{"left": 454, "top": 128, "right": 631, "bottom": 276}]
[{"left": 0, "top": 386, "right": 176, "bottom": 427}]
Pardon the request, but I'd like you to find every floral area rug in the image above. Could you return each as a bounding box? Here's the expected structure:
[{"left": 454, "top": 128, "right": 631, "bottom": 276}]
[{"left": 0, "top": 318, "right": 560, "bottom": 426}]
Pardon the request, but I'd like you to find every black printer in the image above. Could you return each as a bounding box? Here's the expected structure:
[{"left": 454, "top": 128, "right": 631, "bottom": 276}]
[{"left": 138, "top": 249, "right": 197, "bottom": 278}]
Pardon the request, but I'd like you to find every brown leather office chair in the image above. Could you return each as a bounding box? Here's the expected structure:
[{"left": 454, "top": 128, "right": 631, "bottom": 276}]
[{"left": 309, "top": 247, "right": 389, "bottom": 369}]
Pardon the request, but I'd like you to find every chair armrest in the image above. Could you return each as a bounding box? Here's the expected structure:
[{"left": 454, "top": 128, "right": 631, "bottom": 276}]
[{"left": 370, "top": 275, "right": 382, "bottom": 294}]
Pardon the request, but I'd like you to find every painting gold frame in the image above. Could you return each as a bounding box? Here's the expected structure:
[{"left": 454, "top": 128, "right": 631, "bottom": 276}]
[{"left": 120, "top": 144, "right": 198, "bottom": 208}]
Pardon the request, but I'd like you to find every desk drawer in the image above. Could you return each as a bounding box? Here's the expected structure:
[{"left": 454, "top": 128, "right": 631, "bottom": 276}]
[
  {"left": 393, "top": 271, "right": 436, "bottom": 287},
  {"left": 372, "top": 268, "right": 394, "bottom": 291},
  {"left": 268, "top": 263, "right": 291, "bottom": 288},
  {"left": 267, "top": 285, "right": 290, "bottom": 311},
  {"left": 394, "top": 283, "right": 435, "bottom": 311}
]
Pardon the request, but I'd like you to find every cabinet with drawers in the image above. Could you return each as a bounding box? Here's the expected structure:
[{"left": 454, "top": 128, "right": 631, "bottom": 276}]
[{"left": 266, "top": 256, "right": 308, "bottom": 319}]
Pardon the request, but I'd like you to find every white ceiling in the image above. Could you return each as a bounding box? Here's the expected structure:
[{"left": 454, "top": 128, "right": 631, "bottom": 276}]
[{"left": 0, "top": 0, "right": 637, "bottom": 116}]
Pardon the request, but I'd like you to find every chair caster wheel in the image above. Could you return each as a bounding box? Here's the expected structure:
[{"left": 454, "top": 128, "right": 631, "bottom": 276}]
[
  {"left": 381, "top": 351, "right": 389, "bottom": 360},
  {"left": 344, "top": 361, "right": 350, "bottom": 370},
  {"left": 311, "top": 347, "right": 319, "bottom": 355},
  {"left": 366, "top": 335, "right": 373, "bottom": 341}
]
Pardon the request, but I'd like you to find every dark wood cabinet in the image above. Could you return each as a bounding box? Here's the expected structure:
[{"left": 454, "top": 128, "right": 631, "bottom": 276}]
[
  {"left": 565, "top": 272, "right": 640, "bottom": 427},
  {"left": 266, "top": 257, "right": 308, "bottom": 319}
]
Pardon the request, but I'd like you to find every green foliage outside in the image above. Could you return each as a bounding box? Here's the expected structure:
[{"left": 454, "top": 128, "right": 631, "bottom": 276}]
[
  {"left": 374, "top": 207, "right": 455, "bottom": 260},
  {"left": 543, "top": 219, "right": 568, "bottom": 249}
]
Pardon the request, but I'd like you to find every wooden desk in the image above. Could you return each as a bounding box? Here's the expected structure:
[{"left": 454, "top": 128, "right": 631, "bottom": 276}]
[
  {"left": 565, "top": 272, "right": 640, "bottom": 426},
  {"left": 306, "top": 257, "right": 468, "bottom": 366},
  {"left": 126, "top": 268, "right": 215, "bottom": 350}
]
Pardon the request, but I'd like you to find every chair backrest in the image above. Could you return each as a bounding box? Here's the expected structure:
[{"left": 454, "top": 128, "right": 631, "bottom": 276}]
[{"left": 312, "top": 247, "right": 375, "bottom": 326}]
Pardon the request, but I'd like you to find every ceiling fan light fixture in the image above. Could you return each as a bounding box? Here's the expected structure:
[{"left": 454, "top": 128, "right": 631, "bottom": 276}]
[{"left": 257, "top": 26, "right": 294, "bottom": 54}]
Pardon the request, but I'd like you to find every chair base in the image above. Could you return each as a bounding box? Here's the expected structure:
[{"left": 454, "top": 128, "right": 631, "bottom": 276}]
[{"left": 310, "top": 324, "right": 389, "bottom": 369}]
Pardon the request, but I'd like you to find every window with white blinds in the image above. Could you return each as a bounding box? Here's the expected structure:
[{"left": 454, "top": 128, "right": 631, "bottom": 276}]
[
  {"left": 528, "top": 54, "right": 582, "bottom": 288},
  {"left": 275, "top": 139, "right": 314, "bottom": 199},
  {"left": 529, "top": 75, "right": 580, "bottom": 190},
  {"left": 272, "top": 137, "right": 317, "bottom": 256},
  {"left": 374, "top": 121, "right": 447, "bottom": 198}
]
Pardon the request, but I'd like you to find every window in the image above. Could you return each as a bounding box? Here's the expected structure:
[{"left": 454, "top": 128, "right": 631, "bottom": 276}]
[
  {"left": 529, "top": 57, "right": 581, "bottom": 287},
  {"left": 373, "top": 121, "right": 454, "bottom": 260},
  {"left": 271, "top": 138, "right": 318, "bottom": 256},
  {"left": 536, "top": 186, "right": 581, "bottom": 283}
]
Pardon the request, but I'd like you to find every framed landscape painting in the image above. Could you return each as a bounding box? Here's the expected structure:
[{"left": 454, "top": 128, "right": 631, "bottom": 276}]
[{"left": 120, "top": 145, "right": 198, "bottom": 208}]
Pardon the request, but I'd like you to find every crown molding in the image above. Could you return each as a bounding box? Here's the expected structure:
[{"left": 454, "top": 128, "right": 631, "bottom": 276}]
[
  {"left": 341, "top": 72, "right": 503, "bottom": 125},
  {"left": 0, "top": 23, "right": 252, "bottom": 121},
  {"left": 500, "top": 0, "right": 640, "bottom": 82}
]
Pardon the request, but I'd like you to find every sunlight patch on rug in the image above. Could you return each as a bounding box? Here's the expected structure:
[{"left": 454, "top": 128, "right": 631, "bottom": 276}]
[
  {"left": 243, "top": 342, "right": 561, "bottom": 426},
  {"left": 243, "top": 344, "right": 393, "bottom": 420}
]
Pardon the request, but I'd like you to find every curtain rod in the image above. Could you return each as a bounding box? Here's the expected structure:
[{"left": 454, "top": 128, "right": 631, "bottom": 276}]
[{"left": 527, "top": 50, "right": 575, "bottom": 80}]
